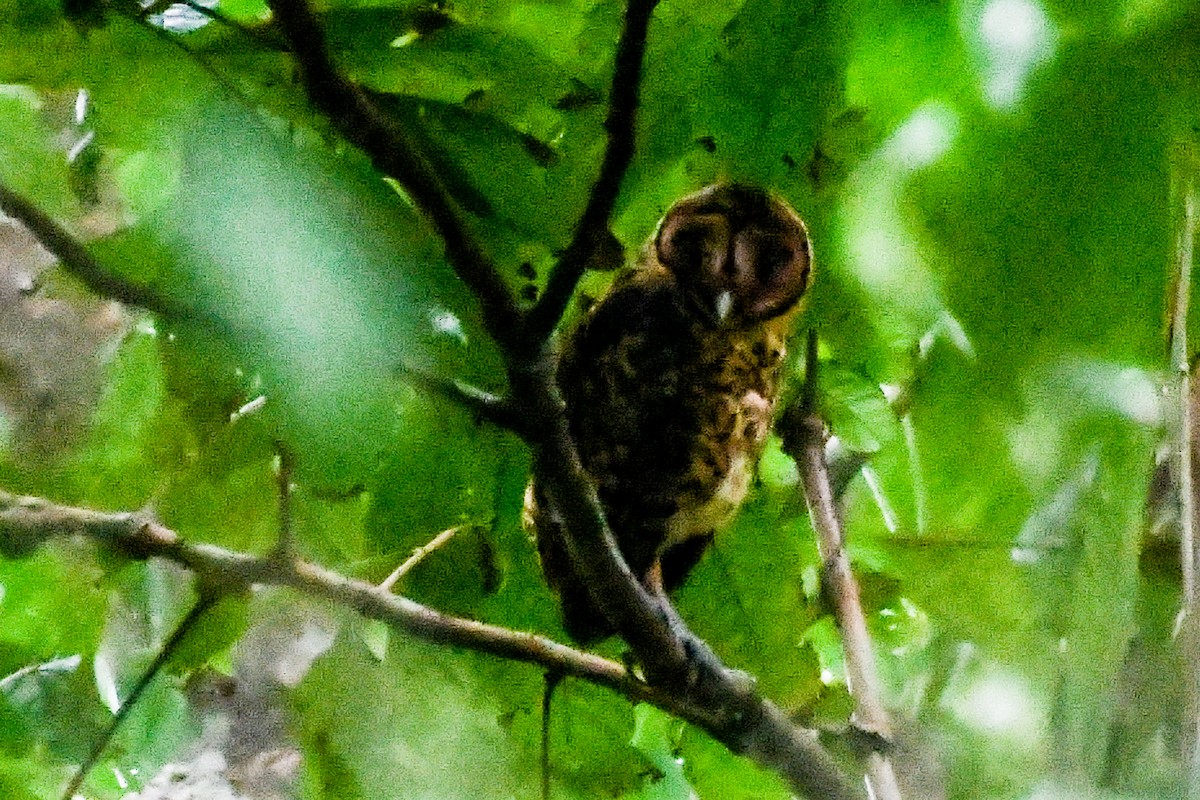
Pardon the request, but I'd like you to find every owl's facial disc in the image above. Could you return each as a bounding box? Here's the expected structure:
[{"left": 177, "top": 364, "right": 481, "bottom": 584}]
[{"left": 656, "top": 183, "right": 812, "bottom": 327}]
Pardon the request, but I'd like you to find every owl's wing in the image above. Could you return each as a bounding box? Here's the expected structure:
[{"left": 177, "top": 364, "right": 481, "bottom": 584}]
[
  {"left": 526, "top": 273, "right": 707, "bottom": 642},
  {"left": 558, "top": 274, "right": 708, "bottom": 561},
  {"left": 523, "top": 481, "right": 616, "bottom": 643}
]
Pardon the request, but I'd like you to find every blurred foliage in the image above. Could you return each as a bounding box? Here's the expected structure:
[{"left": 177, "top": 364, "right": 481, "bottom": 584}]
[{"left": 0, "top": 0, "right": 1197, "bottom": 797}]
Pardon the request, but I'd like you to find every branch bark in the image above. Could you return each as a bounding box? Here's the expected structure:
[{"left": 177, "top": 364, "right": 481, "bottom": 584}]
[
  {"left": 0, "top": 486, "right": 860, "bottom": 799},
  {"left": 0, "top": 182, "right": 202, "bottom": 323},
  {"left": 0, "top": 490, "right": 699, "bottom": 723},
  {"left": 522, "top": 0, "right": 658, "bottom": 346},
  {"left": 780, "top": 330, "right": 901, "bottom": 800},
  {"left": 263, "top": 0, "right": 522, "bottom": 348},
  {"left": 509, "top": 351, "right": 862, "bottom": 800}
]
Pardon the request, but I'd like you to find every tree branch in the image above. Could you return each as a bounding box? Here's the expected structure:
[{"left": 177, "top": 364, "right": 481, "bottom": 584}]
[
  {"left": 522, "top": 0, "right": 658, "bottom": 345},
  {"left": 779, "top": 330, "right": 901, "bottom": 800},
  {"left": 262, "top": 0, "right": 522, "bottom": 348},
  {"left": 508, "top": 352, "right": 864, "bottom": 800},
  {"left": 193, "top": 0, "right": 862, "bottom": 795},
  {"left": 0, "top": 490, "right": 701, "bottom": 719},
  {"left": 1168, "top": 135, "right": 1200, "bottom": 795},
  {"left": 0, "top": 487, "right": 861, "bottom": 799},
  {"left": 0, "top": 182, "right": 201, "bottom": 322},
  {"left": 62, "top": 595, "right": 218, "bottom": 800}
]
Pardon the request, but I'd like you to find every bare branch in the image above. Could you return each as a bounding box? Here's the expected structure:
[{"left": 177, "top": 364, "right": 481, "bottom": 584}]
[
  {"left": 0, "top": 490, "right": 697, "bottom": 722},
  {"left": 779, "top": 329, "right": 901, "bottom": 800},
  {"left": 62, "top": 596, "right": 217, "bottom": 800},
  {"left": 1171, "top": 138, "right": 1199, "bottom": 603},
  {"left": 262, "top": 0, "right": 522, "bottom": 347},
  {"left": 0, "top": 487, "right": 862, "bottom": 800},
  {"left": 508, "top": 351, "right": 864, "bottom": 800},
  {"left": 379, "top": 524, "right": 465, "bottom": 592},
  {"left": 1168, "top": 135, "right": 1200, "bottom": 794},
  {"left": 0, "top": 182, "right": 201, "bottom": 322},
  {"left": 522, "top": 0, "right": 659, "bottom": 344}
]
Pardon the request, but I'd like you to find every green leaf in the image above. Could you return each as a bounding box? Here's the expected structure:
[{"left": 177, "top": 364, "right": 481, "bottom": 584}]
[
  {"left": 626, "top": 705, "right": 694, "bottom": 800},
  {"left": 166, "top": 594, "right": 252, "bottom": 674},
  {"left": 293, "top": 631, "right": 643, "bottom": 800},
  {"left": 0, "top": 550, "right": 108, "bottom": 671}
]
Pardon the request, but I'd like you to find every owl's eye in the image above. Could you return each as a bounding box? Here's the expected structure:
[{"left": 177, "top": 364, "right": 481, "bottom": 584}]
[
  {"left": 658, "top": 208, "right": 732, "bottom": 276},
  {"left": 755, "top": 241, "right": 794, "bottom": 282},
  {"left": 669, "top": 224, "right": 706, "bottom": 259}
]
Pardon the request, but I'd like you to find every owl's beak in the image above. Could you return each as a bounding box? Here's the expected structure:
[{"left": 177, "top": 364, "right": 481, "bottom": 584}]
[{"left": 714, "top": 290, "right": 733, "bottom": 323}]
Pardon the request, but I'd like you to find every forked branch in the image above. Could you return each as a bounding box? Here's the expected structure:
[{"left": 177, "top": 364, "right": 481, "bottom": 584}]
[
  {"left": 522, "top": 0, "right": 660, "bottom": 346},
  {"left": 780, "top": 330, "right": 901, "bottom": 800},
  {"left": 261, "top": 0, "right": 863, "bottom": 795},
  {"left": 263, "top": 0, "right": 521, "bottom": 346}
]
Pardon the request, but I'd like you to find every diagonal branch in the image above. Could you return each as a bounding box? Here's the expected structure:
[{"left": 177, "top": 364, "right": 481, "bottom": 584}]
[
  {"left": 507, "top": 351, "right": 864, "bottom": 800},
  {"left": 0, "top": 182, "right": 202, "bottom": 323},
  {"left": 779, "top": 330, "right": 901, "bottom": 800},
  {"left": 0, "top": 489, "right": 704, "bottom": 725},
  {"left": 522, "top": 0, "right": 658, "bottom": 345},
  {"left": 61, "top": 595, "right": 218, "bottom": 800},
  {"left": 1168, "top": 135, "right": 1200, "bottom": 793},
  {"left": 0, "top": 485, "right": 863, "bottom": 800},
  {"left": 262, "top": 0, "right": 522, "bottom": 347}
]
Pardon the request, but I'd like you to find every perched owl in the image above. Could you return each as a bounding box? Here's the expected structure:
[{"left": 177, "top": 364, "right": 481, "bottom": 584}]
[{"left": 528, "top": 183, "right": 813, "bottom": 643}]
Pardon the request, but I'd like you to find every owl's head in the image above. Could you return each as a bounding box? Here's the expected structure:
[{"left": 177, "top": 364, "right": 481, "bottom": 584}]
[{"left": 655, "top": 183, "right": 812, "bottom": 328}]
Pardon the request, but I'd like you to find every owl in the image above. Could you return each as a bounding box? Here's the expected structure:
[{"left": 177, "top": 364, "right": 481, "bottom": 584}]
[{"left": 527, "top": 183, "right": 813, "bottom": 643}]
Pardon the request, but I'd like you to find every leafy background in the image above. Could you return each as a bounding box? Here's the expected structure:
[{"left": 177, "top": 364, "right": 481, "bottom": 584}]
[{"left": 0, "top": 0, "right": 1197, "bottom": 797}]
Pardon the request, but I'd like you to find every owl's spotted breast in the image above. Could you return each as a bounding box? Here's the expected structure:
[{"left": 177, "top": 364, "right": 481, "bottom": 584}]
[{"left": 527, "top": 183, "right": 811, "bottom": 643}]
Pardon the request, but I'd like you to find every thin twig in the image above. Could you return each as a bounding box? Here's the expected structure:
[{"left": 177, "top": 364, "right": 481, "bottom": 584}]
[
  {"left": 1169, "top": 136, "right": 1200, "bottom": 799},
  {"left": 121, "top": 5, "right": 279, "bottom": 115},
  {"left": 0, "top": 488, "right": 862, "bottom": 800},
  {"left": 262, "top": 0, "right": 522, "bottom": 347},
  {"left": 523, "top": 0, "right": 659, "bottom": 345},
  {"left": 541, "top": 670, "right": 564, "bottom": 800},
  {"left": 780, "top": 329, "right": 901, "bottom": 800},
  {"left": 273, "top": 442, "right": 296, "bottom": 558},
  {"left": 60, "top": 595, "right": 218, "bottom": 800},
  {"left": 0, "top": 183, "right": 199, "bottom": 322},
  {"left": 398, "top": 367, "right": 526, "bottom": 433},
  {"left": 379, "top": 524, "right": 465, "bottom": 592},
  {"left": 180, "top": 0, "right": 285, "bottom": 49}
]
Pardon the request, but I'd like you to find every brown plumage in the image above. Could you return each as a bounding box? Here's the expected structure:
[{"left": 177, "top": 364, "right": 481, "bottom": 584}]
[{"left": 527, "top": 183, "right": 813, "bottom": 643}]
